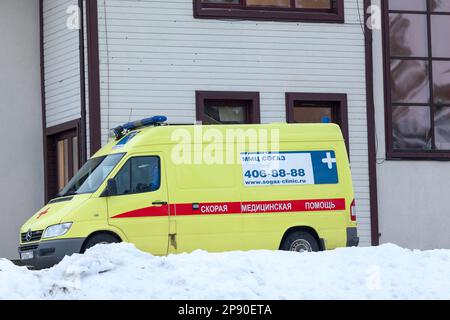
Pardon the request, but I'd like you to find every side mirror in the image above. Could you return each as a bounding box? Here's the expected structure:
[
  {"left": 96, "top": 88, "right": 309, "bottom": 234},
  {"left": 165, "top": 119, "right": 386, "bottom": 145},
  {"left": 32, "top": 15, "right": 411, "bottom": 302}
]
[{"left": 102, "top": 179, "right": 117, "bottom": 197}]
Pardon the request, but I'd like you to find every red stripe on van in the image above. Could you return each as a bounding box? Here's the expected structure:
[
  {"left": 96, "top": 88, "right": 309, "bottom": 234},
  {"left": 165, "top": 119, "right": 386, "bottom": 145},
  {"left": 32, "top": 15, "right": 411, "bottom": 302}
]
[
  {"left": 174, "top": 202, "right": 242, "bottom": 216},
  {"left": 111, "top": 198, "right": 346, "bottom": 219},
  {"left": 240, "top": 199, "right": 346, "bottom": 214},
  {"left": 111, "top": 205, "right": 169, "bottom": 219}
]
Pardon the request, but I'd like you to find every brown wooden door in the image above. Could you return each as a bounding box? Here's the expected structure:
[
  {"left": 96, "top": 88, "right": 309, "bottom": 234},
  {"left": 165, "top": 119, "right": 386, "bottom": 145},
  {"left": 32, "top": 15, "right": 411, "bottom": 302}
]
[{"left": 46, "top": 123, "right": 81, "bottom": 201}]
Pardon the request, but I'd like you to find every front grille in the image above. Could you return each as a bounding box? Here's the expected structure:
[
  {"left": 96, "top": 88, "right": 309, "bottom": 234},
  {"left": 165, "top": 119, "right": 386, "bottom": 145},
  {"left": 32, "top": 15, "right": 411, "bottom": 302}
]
[
  {"left": 21, "top": 230, "right": 43, "bottom": 243},
  {"left": 19, "top": 244, "right": 38, "bottom": 252}
]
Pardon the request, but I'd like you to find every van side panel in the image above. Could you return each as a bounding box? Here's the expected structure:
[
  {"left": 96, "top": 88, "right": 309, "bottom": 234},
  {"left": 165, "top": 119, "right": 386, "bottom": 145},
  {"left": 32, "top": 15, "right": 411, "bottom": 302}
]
[
  {"left": 165, "top": 135, "right": 353, "bottom": 253},
  {"left": 165, "top": 146, "right": 244, "bottom": 253},
  {"left": 237, "top": 140, "right": 352, "bottom": 251}
]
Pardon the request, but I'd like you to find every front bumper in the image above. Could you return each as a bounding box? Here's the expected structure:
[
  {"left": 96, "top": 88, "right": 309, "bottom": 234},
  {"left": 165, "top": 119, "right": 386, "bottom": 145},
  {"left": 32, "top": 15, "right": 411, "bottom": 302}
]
[
  {"left": 18, "top": 238, "right": 85, "bottom": 269},
  {"left": 346, "top": 227, "right": 359, "bottom": 247}
]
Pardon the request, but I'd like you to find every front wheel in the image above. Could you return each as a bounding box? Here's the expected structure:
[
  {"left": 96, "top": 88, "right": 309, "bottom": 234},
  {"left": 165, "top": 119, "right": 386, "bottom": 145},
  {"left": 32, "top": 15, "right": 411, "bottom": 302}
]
[
  {"left": 82, "top": 233, "right": 120, "bottom": 253},
  {"left": 280, "top": 231, "right": 319, "bottom": 252}
]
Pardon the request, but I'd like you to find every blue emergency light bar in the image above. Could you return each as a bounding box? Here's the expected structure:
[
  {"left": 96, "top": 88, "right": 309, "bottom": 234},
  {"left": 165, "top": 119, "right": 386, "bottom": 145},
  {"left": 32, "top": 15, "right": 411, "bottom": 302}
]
[
  {"left": 112, "top": 116, "right": 167, "bottom": 140},
  {"left": 322, "top": 116, "right": 331, "bottom": 124}
]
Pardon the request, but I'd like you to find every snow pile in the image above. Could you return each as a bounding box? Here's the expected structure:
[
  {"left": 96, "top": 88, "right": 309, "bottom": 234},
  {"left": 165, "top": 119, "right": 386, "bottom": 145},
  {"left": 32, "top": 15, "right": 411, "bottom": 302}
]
[{"left": 1, "top": 243, "right": 449, "bottom": 299}]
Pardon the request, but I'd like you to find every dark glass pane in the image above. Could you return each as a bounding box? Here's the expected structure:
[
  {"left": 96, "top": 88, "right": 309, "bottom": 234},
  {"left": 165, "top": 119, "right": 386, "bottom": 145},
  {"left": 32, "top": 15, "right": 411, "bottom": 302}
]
[
  {"left": 433, "top": 61, "right": 450, "bottom": 104},
  {"left": 204, "top": 102, "right": 247, "bottom": 124},
  {"left": 391, "top": 59, "right": 430, "bottom": 103},
  {"left": 431, "top": 0, "right": 450, "bottom": 12},
  {"left": 393, "top": 106, "right": 431, "bottom": 150},
  {"left": 115, "top": 161, "right": 131, "bottom": 195},
  {"left": 435, "top": 107, "right": 450, "bottom": 149},
  {"left": 131, "top": 157, "right": 160, "bottom": 193},
  {"left": 115, "top": 157, "right": 160, "bottom": 195},
  {"left": 389, "top": 13, "right": 428, "bottom": 57},
  {"left": 431, "top": 15, "right": 450, "bottom": 58},
  {"left": 246, "top": 0, "right": 291, "bottom": 7},
  {"left": 293, "top": 104, "right": 333, "bottom": 123},
  {"left": 388, "top": 0, "right": 427, "bottom": 11},
  {"left": 60, "top": 154, "right": 124, "bottom": 196},
  {"left": 295, "top": 0, "right": 331, "bottom": 9}
]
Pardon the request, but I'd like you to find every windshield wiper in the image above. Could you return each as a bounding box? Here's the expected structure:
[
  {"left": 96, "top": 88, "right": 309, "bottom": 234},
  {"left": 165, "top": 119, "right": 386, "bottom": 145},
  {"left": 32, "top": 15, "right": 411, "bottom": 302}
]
[{"left": 57, "top": 191, "right": 78, "bottom": 197}]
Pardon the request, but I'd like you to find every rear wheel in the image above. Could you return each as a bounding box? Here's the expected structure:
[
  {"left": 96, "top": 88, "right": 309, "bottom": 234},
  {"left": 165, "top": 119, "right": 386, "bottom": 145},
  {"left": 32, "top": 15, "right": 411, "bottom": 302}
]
[
  {"left": 82, "top": 233, "right": 120, "bottom": 253},
  {"left": 280, "top": 231, "right": 319, "bottom": 252}
]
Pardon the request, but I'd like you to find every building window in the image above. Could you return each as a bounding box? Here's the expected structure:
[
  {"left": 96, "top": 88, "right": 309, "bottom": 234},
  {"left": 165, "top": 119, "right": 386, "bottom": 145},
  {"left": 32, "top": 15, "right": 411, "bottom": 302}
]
[
  {"left": 384, "top": 0, "right": 450, "bottom": 159},
  {"left": 193, "top": 0, "right": 344, "bottom": 23},
  {"left": 286, "top": 93, "right": 349, "bottom": 151},
  {"left": 196, "top": 91, "right": 260, "bottom": 124}
]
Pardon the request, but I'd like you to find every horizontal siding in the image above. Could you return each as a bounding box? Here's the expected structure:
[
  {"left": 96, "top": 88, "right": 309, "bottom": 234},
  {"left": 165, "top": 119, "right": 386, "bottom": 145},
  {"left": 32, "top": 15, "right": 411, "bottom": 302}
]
[
  {"left": 97, "top": 0, "right": 371, "bottom": 246},
  {"left": 43, "top": 0, "right": 81, "bottom": 128}
]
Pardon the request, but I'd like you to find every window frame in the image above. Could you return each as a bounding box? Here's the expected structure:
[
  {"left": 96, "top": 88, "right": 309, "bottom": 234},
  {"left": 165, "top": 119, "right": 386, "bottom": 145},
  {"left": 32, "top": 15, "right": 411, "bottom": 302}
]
[
  {"left": 112, "top": 155, "right": 162, "bottom": 196},
  {"left": 196, "top": 91, "right": 261, "bottom": 124},
  {"left": 382, "top": 0, "right": 450, "bottom": 160},
  {"left": 193, "top": 0, "right": 344, "bottom": 23},
  {"left": 286, "top": 92, "right": 349, "bottom": 152}
]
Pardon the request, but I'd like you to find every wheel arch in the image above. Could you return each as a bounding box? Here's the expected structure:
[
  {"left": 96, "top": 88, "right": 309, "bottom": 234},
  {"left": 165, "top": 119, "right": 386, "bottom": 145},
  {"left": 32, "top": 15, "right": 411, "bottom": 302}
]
[
  {"left": 81, "top": 230, "right": 123, "bottom": 253},
  {"left": 279, "top": 226, "right": 324, "bottom": 251}
]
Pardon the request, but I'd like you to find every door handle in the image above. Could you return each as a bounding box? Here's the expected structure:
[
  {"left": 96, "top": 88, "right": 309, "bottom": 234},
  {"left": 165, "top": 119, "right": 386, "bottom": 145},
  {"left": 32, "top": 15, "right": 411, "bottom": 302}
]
[{"left": 152, "top": 201, "right": 168, "bottom": 206}]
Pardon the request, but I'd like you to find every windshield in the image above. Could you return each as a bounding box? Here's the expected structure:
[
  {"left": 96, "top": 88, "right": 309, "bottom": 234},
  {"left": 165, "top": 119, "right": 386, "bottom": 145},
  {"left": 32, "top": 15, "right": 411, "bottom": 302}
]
[{"left": 59, "top": 153, "right": 125, "bottom": 196}]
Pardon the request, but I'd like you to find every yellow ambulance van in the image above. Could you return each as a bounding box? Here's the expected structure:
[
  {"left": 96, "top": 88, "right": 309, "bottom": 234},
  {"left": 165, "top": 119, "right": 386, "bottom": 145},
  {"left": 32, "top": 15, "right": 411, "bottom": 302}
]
[{"left": 19, "top": 117, "right": 358, "bottom": 268}]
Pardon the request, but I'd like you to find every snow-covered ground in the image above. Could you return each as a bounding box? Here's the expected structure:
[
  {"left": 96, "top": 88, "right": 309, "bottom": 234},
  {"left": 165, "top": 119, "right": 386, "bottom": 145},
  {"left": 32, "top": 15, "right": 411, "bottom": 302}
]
[{"left": 1, "top": 243, "right": 449, "bottom": 300}]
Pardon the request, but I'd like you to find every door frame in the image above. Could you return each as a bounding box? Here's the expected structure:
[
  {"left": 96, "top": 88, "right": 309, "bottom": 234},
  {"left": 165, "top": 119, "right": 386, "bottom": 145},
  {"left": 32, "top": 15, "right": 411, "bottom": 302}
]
[{"left": 45, "top": 119, "right": 82, "bottom": 202}]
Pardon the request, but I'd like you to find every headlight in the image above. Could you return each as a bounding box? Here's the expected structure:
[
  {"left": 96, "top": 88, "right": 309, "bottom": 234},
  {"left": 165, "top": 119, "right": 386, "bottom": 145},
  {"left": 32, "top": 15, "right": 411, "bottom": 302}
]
[{"left": 42, "top": 223, "right": 73, "bottom": 239}]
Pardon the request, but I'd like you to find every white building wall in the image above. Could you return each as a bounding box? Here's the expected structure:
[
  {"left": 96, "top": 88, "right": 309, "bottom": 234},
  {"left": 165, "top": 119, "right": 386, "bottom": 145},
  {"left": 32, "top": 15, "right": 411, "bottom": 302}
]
[
  {"left": 372, "top": 0, "right": 450, "bottom": 250},
  {"left": 97, "top": 0, "right": 372, "bottom": 245},
  {"left": 0, "top": 0, "right": 43, "bottom": 259},
  {"left": 43, "top": 0, "right": 81, "bottom": 128}
]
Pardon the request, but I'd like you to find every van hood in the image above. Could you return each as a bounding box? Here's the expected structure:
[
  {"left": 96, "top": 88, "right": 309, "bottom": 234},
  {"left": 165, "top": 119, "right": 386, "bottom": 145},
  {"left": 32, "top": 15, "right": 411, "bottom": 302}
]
[{"left": 21, "top": 194, "right": 91, "bottom": 232}]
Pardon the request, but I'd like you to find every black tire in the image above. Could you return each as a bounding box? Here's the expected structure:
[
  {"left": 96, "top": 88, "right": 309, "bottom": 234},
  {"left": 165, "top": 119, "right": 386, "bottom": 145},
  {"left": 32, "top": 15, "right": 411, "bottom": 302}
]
[
  {"left": 280, "top": 231, "right": 320, "bottom": 252},
  {"left": 82, "top": 233, "right": 120, "bottom": 253}
]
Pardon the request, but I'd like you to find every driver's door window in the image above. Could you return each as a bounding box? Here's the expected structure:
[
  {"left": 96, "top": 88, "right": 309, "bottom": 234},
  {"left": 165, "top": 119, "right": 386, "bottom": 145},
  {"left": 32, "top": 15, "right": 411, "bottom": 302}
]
[{"left": 114, "top": 156, "right": 161, "bottom": 195}]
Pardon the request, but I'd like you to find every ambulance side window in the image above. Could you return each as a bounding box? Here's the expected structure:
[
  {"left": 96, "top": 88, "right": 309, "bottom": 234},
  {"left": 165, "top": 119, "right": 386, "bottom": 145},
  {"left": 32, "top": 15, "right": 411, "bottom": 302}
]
[
  {"left": 115, "top": 161, "right": 131, "bottom": 195},
  {"left": 114, "top": 156, "right": 161, "bottom": 195}
]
